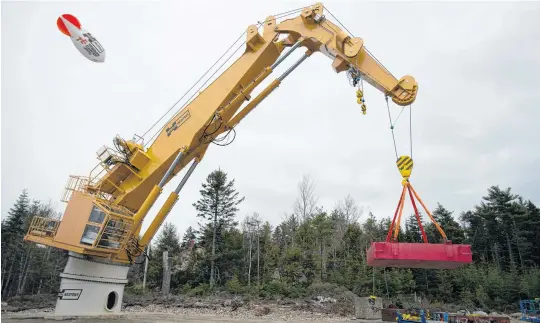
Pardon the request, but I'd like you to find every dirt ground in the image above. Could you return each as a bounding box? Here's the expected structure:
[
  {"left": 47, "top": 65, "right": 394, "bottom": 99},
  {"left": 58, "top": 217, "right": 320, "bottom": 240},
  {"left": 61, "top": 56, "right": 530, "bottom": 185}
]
[
  {"left": 1, "top": 312, "right": 361, "bottom": 323},
  {"left": 1, "top": 292, "right": 358, "bottom": 322}
]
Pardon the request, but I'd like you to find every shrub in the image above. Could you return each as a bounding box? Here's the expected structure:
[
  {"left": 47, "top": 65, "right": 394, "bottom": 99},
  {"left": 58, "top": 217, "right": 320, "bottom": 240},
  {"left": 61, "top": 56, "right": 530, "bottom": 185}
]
[
  {"left": 125, "top": 284, "right": 146, "bottom": 295},
  {"left": 181, "top": 283, "right": 192, "bottom": 294},
  {"left": 187, "top": 283, "right": 211, "bottom": 296},
  {"left": 226, "top": 275, "right": 243, "bottom": 294},
  {"left": 306, "top": 282, "right": 347, "bottom": 298},
  {"left": 262, "top": 280, "right": 289, "bottom": 298}
]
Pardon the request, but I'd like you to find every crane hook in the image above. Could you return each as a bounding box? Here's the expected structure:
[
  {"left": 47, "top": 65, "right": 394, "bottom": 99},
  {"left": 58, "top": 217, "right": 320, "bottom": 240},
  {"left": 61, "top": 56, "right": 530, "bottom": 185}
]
[{"left": 396, "top": 155, "right": 413, "bottom": 184}]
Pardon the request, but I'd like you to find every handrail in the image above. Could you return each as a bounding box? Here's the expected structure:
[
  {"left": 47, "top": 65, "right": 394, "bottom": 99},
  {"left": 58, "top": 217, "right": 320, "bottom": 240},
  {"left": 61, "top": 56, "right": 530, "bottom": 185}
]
[{"left": 27, "top": 216, "right": 61, "bottom": 238}]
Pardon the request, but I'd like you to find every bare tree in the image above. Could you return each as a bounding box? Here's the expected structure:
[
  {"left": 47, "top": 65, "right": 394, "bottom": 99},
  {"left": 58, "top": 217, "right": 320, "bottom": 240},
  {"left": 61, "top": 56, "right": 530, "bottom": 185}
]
[
  {"left": 252, "top": 213, "right": 261, "bottom": 287},
  {"left": 242, "top": 213, "right": 261, "bottom": 287},
  {"left": 332, "top": 194, "right": 362, "bottom": 243},
  {"left": 330, "top": 195, "right": 363, "bottom": 268},
  {"left": 335, "top": 194, "right": 363, "bottom": 226},
  {"left": 294, "top": 174, "right": 319, "bottom": 223},
  {"left": 278, "top": 212, "right": 299, "bottom": 248}
]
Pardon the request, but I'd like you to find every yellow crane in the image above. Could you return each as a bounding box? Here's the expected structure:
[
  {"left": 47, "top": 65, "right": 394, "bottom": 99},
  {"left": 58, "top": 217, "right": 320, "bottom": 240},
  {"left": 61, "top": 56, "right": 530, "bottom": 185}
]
[{"left": 24, "top": 3, "right": 418, "bottom": 316}]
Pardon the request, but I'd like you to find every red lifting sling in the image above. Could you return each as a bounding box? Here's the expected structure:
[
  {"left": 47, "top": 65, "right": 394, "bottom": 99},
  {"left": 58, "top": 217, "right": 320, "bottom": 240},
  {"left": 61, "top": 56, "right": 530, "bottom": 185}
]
[{"left": 366, "top": 156, "right": 473, "bottom": 269}]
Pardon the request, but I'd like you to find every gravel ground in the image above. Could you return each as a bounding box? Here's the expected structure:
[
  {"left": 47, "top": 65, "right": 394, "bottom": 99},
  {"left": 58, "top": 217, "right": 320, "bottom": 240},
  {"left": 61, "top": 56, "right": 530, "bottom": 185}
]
[
  {"left": 2, "top": 292, "right": 356, "bottom": 322},
  {"left": 2, "top": 305, "right": 352, "bottom": 323},
  {"left": 125, "top": 304, "right": 352, "bottom": 321},
  {"left": 2, "top": 311, "right": 360, "bottom": 323}
]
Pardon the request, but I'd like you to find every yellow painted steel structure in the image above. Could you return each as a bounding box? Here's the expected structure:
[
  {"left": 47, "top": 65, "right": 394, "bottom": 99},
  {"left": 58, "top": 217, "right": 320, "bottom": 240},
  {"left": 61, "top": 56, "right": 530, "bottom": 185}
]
[{"left": 24, "top": 3, "right": 419, "bottom": 264}]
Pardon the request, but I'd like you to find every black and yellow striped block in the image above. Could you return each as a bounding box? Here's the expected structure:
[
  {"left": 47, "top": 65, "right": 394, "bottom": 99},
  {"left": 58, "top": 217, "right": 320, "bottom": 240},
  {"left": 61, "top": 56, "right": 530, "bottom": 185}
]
[{"left": 396, "top": 155, "right": 413, "bottom": 178}]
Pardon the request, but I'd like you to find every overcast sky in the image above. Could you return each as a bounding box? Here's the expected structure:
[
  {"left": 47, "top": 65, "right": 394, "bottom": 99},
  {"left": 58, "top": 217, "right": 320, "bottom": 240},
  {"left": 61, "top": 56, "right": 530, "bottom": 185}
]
[{"left": 2, "top": 0, "right": 539, "bottom": 240}]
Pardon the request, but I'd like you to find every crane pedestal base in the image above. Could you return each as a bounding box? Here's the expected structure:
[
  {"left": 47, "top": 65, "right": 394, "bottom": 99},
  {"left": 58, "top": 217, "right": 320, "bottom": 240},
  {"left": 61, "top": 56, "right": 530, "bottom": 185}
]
[
  {"left": 54, "top": 252, "right": 130, "bottom": 316},
  {"left": 367, "top": 241, "right": 472, "bottom": 269}
]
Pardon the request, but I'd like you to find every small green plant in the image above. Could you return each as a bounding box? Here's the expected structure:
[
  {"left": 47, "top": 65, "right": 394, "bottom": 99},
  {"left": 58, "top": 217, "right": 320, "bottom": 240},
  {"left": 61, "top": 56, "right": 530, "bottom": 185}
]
[
  {"left": 125, "top": 284, "right": 145, "bottom": 295},
  {"left": 181, "top": 283, "right": 192, "bottom": 294},
  {"left": 226, "top": 275, "right": 243, "bottom": 294},
  {"left": 261, "top": 280, "right": 291, "bottom": 298},
  {"left": 306, "top": 282, "right": 345, "bottom": 297},
  {"left": 187, "top": 283, "right": 211, "bottom": 296}
]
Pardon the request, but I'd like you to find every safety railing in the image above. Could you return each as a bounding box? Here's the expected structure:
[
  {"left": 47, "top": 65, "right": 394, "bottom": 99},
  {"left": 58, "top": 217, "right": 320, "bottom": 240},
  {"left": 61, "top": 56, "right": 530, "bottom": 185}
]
[
  {"left": 88, "top": 144, "right": 128, "bottom": 186},
  {"left": 27, "top": 216, "right": 61, "bottom": 238},
  {"left": 88, "top": 162, "right": 109, "bottom": 187},
  {"left": 61, "top": 175, "right": 90, "bottom": 202},
  {"left": 84, "top": 162, "right": 114, "bottom": 201},
  {"left": 93, "top": 197, "right": 134, "bottom": 219},
  {"left": 95, "top": 217, "right": 133, "bottom": 250},
  {"left": 86, "top": 159, "right": 138, "bottom": 201},
  {"left": 61, "top": 165, "right": 118, "bottom": 204},
  {"left": 79, "top": 201, "right": 134, "bottom": 252}
]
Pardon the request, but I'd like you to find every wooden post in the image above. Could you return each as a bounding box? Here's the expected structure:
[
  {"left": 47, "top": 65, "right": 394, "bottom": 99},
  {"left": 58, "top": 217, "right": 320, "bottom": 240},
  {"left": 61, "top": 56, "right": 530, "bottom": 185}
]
[
  {"left": 142, "top": 248, "right": 149, "bottom": 289},
  {"left": 256, "top": 223, "right": 260, "bottom": 287},
  {"left": 162, "top": 250, "right": 171, "bottom": 295}
]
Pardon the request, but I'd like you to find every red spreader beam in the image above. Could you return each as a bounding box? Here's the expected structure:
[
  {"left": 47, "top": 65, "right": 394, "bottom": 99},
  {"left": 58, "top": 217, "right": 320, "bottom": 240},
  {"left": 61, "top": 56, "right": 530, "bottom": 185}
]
[
  {"left": 367, "top": 241, "right": 473, "bottom": 269},
  {"left": 368, "top": 156, "right": 473, "bottom": 269}
]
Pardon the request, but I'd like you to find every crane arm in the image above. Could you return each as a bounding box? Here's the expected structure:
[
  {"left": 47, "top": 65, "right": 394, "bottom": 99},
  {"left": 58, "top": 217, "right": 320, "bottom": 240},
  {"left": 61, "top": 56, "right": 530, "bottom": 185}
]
[
  {"left": 94, "top": 3, "right": 418, "bottom": 211},
  {"left": 275, "top": 4, "right": 417, "bottom": 106},
  {"left": 24, "top": 3, "right": 418, "bottom": 263}
]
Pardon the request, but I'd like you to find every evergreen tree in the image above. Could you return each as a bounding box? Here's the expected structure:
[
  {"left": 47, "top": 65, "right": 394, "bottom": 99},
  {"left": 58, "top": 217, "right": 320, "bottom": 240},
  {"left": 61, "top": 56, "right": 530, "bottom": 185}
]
[
  {"left": 156, "top": 222, "right": 181, "bottom": 255},
  {"left": 1, "top": 190, "right": 31, "bottom": 297},
  {"left": 146, "top": 222, "right": 181, "bottom": 290},
  {"left": 193, "top": 169, "right": 244, "bottom": 287},
  {"left": 259, "top": 221, "right": 275, "bottom": 283},
  {"left": 403, "top": 213, "right": 423, "bottom": 242},
  {"left": 363, "top": 212, "right": 381, "bottom": 243},
  {"left": 180, "top": 226, "right": 196, "bottom": 250},
  {"left": 2, "top": 189, "right": 30, "bottom": 245},
  {"left": 521, "top": 201, "right": 540, "bottom": 266},
  {"left": 427, "top": 203, "right": 465, "bottom": 243},
  {"left": 469, "top": 186, "right": 526, "bottom": 269},
  {"left": 461, "top": 210, "right": 490, "bottom": 263}
]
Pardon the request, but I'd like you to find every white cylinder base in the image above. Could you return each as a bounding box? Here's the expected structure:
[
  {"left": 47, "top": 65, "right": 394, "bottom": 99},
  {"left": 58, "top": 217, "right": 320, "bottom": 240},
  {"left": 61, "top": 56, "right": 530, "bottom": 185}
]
[{"left": 54, "top": 252, "right": 130, "bottom": 316}]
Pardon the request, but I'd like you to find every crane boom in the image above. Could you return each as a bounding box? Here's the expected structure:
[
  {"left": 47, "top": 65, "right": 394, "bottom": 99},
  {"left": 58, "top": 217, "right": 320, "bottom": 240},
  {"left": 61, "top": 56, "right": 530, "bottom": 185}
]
[{"left": 24, "top": 3, "right": 418, "bottom": 264}]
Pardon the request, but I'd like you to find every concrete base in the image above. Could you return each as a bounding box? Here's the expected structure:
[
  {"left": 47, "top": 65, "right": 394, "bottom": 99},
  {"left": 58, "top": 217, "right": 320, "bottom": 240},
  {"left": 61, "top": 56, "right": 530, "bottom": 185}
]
[
  {"left": 54, "top": 252, "right": 130, "bottom": 316},
  {"left": 355, "top": 296, "right": 382, "bottom": 320}
]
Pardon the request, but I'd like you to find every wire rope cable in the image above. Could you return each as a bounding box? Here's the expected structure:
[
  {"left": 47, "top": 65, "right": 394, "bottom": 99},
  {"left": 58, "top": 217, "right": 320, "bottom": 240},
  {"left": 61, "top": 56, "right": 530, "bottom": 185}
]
[
  {"left": 323, "top": 6, "right": 396, "bottom": 80},
  {"left": 385, "top": 96, "right": 399, "bottom": 160},
  {"left": 140, "top": 7, "right": 304, "bottom": 148},
  {"left": 409, "top": 103, "right": 413, "bottom": 159}
]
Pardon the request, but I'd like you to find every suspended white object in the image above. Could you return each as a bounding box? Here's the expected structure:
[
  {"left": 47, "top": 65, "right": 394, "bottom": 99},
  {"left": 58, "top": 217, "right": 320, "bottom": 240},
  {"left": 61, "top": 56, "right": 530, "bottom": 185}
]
[{"left": 57, "top": 14, "right": 106, "bottom": 63}]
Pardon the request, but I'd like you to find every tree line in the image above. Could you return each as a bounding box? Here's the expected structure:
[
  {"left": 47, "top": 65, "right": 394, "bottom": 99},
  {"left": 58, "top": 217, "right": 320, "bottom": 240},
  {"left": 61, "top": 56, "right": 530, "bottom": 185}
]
[
  {"left": 129, "top": 170, "right": 540, "bottom": 311},
  {"left": 2, "top": 170, "right": 539, "bottom": 312},
  {"left": 1, "top": 191, "right": 65, "bottom": 298}
]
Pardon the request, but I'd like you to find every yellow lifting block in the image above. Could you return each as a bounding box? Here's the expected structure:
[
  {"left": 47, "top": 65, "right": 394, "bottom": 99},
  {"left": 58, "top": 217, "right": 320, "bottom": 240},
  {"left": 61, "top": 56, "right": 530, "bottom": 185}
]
[{"left": 396, "top": 155, "right": 413, "bottom": 180}]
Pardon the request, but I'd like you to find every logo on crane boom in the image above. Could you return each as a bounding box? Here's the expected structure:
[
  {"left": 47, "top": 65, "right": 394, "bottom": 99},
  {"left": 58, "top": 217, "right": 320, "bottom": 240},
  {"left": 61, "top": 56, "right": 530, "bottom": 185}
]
[{"left": 166, "top": 109, "right": 191, "bottom": 137}]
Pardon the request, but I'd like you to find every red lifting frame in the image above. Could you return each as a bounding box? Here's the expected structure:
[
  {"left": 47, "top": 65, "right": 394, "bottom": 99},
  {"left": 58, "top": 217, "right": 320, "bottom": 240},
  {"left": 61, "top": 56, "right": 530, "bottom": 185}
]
[{"left": 367, "top": 180, "right": 473, "bottom": 269}]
